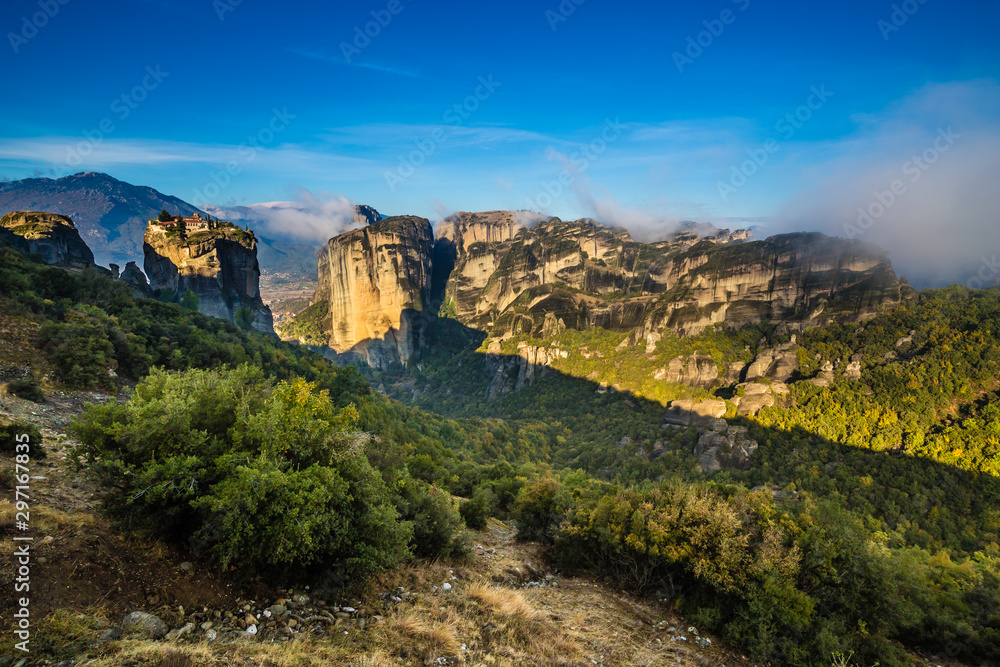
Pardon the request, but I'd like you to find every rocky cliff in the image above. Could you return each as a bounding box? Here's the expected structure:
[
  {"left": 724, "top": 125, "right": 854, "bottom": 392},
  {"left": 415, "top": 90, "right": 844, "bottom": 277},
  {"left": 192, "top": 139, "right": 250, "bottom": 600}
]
[
  {"left": 311, "top": 215, "right": 433, "bottom": 367},
  {"left": 631, "top": 232, "right": 904, "bottom": 337},
  {"left": 0, "top": 211, "right": 96, "bottom": 268},
  {"left": 432, "top": 211, "right": 526, "bottom": 320},
  {"left": 432, "top": 215, "right": 904, "bottom": 340},
  {"left": 144, "top": 225, "right": 274, "bottom": 335},
  {"left": 292, "top": 210, "right": 905, "bottom": 370}
]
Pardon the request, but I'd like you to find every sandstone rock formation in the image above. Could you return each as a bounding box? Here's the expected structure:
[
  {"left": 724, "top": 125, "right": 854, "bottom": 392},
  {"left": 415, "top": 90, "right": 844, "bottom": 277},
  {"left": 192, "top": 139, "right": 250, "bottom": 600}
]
[
  {"left": 144, "top": 225, "right": 274, "bottom": 335},
  {"left": 311, "top": 216, "right": 433, "bottom": 367},
  {"left": 290, "top": 209, "right": 907, "bottom": 371},
  {"left": 694, "top": 418, "right": 758, "bottom": 472},
  {"left": 430, "top": 215, "right": 904, "bottom": 341},
  {"left": 733, "top": 381, "right": 790, "bottom": 416},
  {"left": 664, "top": 398, "right": 728, "bottom": 427},
  {"left": 631, "top": 233, "right": 904, "bottom": 337},
  {"left": 483, "top": 342, "right": 568, "bottom": 401},
  {"left": 120, "top": 261, "right": 152, "bottom": 298},
  {"left": 432, "top": 211, "right": 525, "bottom": 321},
  {"left": 354, "top": 204, "right": 382, "bottom": 226},
  {"left": 0, "top": 211, "right": 96, "bottom": 268},
  {"left": 654, "top": 353, "right": 720, "bottom": 387}
]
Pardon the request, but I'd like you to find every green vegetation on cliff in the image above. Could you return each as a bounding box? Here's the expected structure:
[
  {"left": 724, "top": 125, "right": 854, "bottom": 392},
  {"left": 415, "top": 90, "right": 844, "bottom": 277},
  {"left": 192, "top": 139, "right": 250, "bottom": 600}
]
[{"left": 279, "top": 299, "right": 328, "bottom": 345}]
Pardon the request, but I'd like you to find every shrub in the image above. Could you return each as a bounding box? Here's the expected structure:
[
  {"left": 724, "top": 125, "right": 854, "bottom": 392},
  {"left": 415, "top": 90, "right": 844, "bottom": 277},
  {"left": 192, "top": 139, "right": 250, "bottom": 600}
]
[
  {"left": 395, "top": 479, "right": 466, "bottom": 559},
  {"left": 38, "top": 306, "right": 117, "bottom": 390},
  {"left": 179, "top": 290, "right": 200, "bottom": 311},
  {"left": 0, "top": 418, "right": 43, "bottom": 457},
  {"left": 8, "top": 376, "right": 44, "bottom": 402},
  {"left": 513, "top": 477, "right": 567, "bottom": 543},
  {"left": 459, "top": 486, "right": 497, "bottom": 530},
  {"left": 70, "top": 365, "right": 407, "bottom": 580},
  {"left": 235, "top": 306, "right": 255, "bottom": 330}
]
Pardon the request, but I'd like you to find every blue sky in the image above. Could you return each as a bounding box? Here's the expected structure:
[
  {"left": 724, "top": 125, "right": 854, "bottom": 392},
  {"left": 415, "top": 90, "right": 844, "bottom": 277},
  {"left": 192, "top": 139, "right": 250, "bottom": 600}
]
[{"left": 1, "top": 0, "right": 999, "bottom": 284}]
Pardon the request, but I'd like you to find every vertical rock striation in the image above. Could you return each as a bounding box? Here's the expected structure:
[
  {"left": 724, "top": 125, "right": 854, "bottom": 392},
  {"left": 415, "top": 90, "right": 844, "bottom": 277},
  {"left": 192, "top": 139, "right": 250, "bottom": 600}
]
[{"left": 312, "top": 215, "right": 433, "bottom": 367}]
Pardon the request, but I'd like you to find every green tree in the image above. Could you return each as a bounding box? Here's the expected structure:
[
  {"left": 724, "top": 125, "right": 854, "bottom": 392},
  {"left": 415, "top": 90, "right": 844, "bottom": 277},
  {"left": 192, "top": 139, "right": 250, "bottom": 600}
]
[
  {"left": 179, "top": 290, "right": 200, "bottom": 312},
  {"left": 157, "top": 209, "right": 172, "bottom": 222},
  {"left": 234, "top": 306, "right": 255, "bottom": 330},
  {"left": 70, "top": 366, "right": 408, "bottom": 579}
]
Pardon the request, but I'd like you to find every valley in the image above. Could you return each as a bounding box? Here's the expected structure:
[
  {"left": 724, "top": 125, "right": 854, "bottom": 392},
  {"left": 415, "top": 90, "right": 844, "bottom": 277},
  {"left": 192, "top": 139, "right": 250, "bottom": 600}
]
[
  {"left": 0, "top": 177, "right": 997, "bottom": 666},
  {"left": 4, "top": 3, "right": 997, "bottom": 663}
]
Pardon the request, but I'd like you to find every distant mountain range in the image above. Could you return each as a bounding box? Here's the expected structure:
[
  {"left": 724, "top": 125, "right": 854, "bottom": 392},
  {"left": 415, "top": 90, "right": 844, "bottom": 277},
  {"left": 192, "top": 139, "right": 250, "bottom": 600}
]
[
  {"left": 0, "top": 172, "right": 203, "bottom": 268},
  {"left": 0, "top": 173, "right": 375, "bottom": 286},
  {"left": 0, "top": 172, "right": 741, "bottom": 290}
]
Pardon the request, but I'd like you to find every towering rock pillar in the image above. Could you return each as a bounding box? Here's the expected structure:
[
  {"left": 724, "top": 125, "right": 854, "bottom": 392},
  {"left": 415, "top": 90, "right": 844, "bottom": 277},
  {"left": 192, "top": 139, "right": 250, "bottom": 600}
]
[
  {"left": 143, "top": 224, "right": 275, "bottom": 335},
  {"left": 312, "top": 215, "right": 434, "bottom": 367}
]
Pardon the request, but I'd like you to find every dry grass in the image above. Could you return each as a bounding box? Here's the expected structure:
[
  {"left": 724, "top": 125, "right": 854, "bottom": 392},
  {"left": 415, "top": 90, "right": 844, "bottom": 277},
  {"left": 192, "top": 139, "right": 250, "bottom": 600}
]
[
  {"left": 393, "top": 613, "right": 464, "bottom": 662},
  {"left": 83, "top": 636, "right": 394, "bottom": 666},
  {"left": 467, "top": 583, "right": 536, "bottom": 619},
  {"left": 0, "top": 499, "right": 97, "bottom": 531}
]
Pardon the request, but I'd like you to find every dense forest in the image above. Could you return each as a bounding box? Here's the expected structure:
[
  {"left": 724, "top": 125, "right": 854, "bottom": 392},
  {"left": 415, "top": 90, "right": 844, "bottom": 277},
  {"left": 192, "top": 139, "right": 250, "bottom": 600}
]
[{"left": 3, "top": 238, "right": 1000, "bottom": 665}]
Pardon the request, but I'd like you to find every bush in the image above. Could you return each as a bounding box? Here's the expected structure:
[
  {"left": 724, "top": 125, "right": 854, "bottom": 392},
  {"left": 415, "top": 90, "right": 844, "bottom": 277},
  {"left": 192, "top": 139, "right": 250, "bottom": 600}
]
[
  {"left": 0, "top": 418, "right": 43, "bottom": 457},
  {"left": 70, "top": 365, "right": 408, "bottom": 580},
  {"left": 179, "top": 290, "right": 200, "bottom": 311},
  {"left": 234, "top": 306, "right": 255, "bottom": 330},
  {"left": 513, "top": 477, "right": 567, "bottom": 543},
  {"left": 38, "top": 306, "right": 117, "bottom": 390},
  {"left": 460, "top": 486, "right": 497, "bottom": 530},
  {"left": 8, "top": 376, "right": 44, "bottom": 402},
  {"left": 395, "top": 479, "right": 466, "bottom": 559}
]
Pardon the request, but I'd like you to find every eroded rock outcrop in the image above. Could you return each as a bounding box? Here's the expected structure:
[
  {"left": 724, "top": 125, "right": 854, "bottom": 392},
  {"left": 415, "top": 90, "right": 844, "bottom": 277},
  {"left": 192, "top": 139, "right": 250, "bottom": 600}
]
[
  {"left": 296, "top": 210, "right": 907, "bottom": 377},
  {"left": 664, "top": 398, "right": 728, "bottom": 427},
  {"left": 312, "top": 216, "right": 433, "bottom": 367},
  {"left": 433, "top": 211, "right": 525, "bottom": 321},
  {"left": 144, "top": 225, "right": 274, "bottom": 335},
  {"left": 482, "top": 342, "right": 569, "bottom": 401},
  {"left": 633, "top": 233, "right": 905, "bottom": 337},
  {"left": 430, "top": 215, "right": 904, "bottom": 341},
  {"left": 354, "top": 204, "right": 382, "bottom": 226},
  {"left": 120, "top": 261, "right": 152, "bottom": 298},
  {"left": 695, "top": 418, "right": 758, "bottom": 472},
  {"left": 0, "top": 211, "right": 95, "bottom": 268},
  {"left": 654, "top": 353, "right": 720, "bottom": 387}
]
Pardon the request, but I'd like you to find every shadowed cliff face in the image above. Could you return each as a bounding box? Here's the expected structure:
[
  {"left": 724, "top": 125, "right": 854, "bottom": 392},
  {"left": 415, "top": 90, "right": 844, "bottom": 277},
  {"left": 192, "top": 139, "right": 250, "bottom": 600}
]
[
  {"left": 144, "top": 227, "right": 275, "bottom": 335},
  {"left": 0, "top": 211, "right": 96, "bottom": 268},
  {"left": 312, "top": 215, "right": 433, "bottom": 367}
]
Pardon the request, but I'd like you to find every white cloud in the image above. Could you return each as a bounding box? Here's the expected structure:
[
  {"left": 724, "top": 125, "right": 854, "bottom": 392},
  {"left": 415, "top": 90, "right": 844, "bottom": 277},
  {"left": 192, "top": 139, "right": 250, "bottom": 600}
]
[
  {"left": 773, "top": 80, "right": 1000, "bottom": 288},
  {"left": 0, "top": 136, "right": 371, "bottom": 181},
  {"left": 206, "top": 188, "right": 366, "bottom": 244}
]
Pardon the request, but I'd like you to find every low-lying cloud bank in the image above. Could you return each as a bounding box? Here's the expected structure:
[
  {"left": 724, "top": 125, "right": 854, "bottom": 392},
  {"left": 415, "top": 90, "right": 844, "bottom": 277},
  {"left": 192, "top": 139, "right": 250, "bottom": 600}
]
[
  {"left": 205, "top": 187, "right": 365, "bottom": 244},
  {"left": 773, "top": 80, "right": 1000, "bottom": 289}
]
